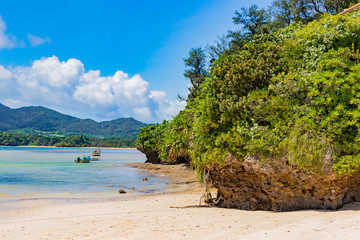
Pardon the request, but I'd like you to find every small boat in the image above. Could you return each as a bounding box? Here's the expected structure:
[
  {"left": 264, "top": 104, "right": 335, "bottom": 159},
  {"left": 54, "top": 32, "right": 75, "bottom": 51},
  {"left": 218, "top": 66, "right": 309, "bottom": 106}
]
[
  {"left": 90, "top": 157, "right": 99, "bottom": 161},
  {"left": 75, "top": 156, "right": 91, "bottom": 163},
  {"left": 92, "top": 148, "right": 101, "bottom": 157}
]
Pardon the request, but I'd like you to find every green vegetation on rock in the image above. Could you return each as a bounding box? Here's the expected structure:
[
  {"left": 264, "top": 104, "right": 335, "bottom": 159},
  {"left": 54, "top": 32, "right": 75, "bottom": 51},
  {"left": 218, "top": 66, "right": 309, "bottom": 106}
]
[{"left": 137, "top": 4, "right": 360, "bottom": 177}]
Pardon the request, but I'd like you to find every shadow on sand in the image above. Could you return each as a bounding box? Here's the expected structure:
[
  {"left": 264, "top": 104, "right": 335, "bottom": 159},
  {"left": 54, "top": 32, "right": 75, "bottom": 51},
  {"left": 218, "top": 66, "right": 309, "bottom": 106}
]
[{"left": 336, "top": 202, "right": 360, "bottom": 211}]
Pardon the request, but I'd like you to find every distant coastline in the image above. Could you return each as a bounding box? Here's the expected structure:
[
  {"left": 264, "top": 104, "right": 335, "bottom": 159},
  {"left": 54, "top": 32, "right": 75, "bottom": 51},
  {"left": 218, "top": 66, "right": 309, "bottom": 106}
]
[
  {"left": 0, "top": 102, "right": 147, "bottom": 139},
  {"left": 10, "top": 145, "right": 137, "bottom": 150},
  {"left": 0, "top": 131, "right": 137, "bottom": 148}
]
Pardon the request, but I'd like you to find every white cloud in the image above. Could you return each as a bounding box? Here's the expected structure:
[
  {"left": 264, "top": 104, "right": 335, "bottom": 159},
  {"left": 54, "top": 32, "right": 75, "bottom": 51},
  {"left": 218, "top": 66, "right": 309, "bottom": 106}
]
[
  {"left": 133, "top": 107, "right": 152, "bottom": 121},
  {"left": 149, "top": 90, "right": 167, "bottom": 101},
  {"left": 73, "top": 70, "right": 150, "bottom": 109},
  {"left": 73, "top": 71, "right": 115, "bottom": 107},
  {"left": 150, "top": 90, "right": 187, "bottom": 120},
  {"left": 32, "top": 56, "right": 84, "bottom": 88},
  {"left": 0, "top": 16, "right": 50, "bottom": 49},
  {"left": 0, "top": 15, "right": 22, "bottom": 49},
  {"left": 0, "top": 56, "right": 186, "bottom": 122},
  {"left": 27, "top": 33, "right": 51, "bottom": 47},
  {"left": 0, "top": 65, "right": 11, "bottom": 79},
  {"left": 112, "top": 73, "right": 150, "bottom": 106}
]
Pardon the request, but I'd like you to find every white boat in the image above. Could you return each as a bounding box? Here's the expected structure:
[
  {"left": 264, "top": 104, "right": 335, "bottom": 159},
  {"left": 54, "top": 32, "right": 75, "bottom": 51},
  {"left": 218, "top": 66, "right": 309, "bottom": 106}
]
[{"left": 91, "top": 148, "right": 101, "bottom": 157}]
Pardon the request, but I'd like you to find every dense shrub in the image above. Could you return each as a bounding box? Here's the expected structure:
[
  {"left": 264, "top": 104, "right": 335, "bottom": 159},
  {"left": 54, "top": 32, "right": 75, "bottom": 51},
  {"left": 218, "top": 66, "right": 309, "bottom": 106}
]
[{"left": 137, "top": 10, "right": 360, "bottom": 177}]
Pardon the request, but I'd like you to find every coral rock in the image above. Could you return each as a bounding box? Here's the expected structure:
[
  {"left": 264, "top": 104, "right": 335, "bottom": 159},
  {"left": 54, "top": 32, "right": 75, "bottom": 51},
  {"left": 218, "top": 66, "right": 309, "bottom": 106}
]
[
  {"left": 119, "top": 189, "right": 127, "bottom": 194},
  {"left": 209, "top": 155, "right": 360, "bottom": 211},
  {"left": 136, "top": 146, "right": 161, "bottom": 164}
]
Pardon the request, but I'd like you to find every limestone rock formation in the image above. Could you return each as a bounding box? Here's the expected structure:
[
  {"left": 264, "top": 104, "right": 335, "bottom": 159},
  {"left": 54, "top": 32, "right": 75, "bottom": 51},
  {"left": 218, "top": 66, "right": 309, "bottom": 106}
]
[
  {"left": 209, "top": 155, "right": 360, "bottom": 211},
  {"left": 136, "top": 146, "right": 161, "bottom": 164},
  {"left": 136, "top": 145, "right": 190, "bottom": 164}
]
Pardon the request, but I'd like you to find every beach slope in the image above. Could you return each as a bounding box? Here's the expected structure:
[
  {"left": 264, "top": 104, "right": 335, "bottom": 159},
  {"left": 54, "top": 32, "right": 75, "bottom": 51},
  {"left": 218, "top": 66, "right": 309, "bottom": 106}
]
[{"left": 1, "top": 164, "right": 360, "bottom": 240}]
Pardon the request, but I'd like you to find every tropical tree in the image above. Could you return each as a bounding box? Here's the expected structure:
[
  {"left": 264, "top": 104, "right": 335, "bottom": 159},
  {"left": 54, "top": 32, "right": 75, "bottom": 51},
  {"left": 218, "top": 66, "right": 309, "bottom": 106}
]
[
  {"left": 232, "top": 5, "right": 269, "bottom": 36},
  {"left": 184, "top": 47, "right": 208, "bottom": 101}
]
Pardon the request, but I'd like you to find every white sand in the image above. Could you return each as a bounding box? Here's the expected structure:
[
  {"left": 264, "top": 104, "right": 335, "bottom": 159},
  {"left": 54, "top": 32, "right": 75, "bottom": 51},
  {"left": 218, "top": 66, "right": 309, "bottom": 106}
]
[
  {"left": 1, "top": 191, "right": 360, "bottom": 240},
  {"left": 1, "top": 163, "right": 360, "bottom": 239}
]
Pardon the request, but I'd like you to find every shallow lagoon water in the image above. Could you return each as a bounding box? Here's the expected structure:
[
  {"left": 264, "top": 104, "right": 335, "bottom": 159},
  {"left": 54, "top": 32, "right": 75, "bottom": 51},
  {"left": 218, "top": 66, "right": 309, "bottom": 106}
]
[{"left": 0, "top": 147, "right": 171, "bottom": 203}]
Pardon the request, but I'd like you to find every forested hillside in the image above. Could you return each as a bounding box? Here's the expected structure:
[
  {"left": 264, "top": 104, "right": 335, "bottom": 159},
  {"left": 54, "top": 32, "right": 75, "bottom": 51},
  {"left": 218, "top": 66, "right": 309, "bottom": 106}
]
[
  {"left": 0, "top": 132, "right": 136, "bottom": 148},
  {"left": 136, "top": 1, "right": 360, "bottom": 177},
  {"left": 0, "top": 103, "right": 147, "bottom": 138}
]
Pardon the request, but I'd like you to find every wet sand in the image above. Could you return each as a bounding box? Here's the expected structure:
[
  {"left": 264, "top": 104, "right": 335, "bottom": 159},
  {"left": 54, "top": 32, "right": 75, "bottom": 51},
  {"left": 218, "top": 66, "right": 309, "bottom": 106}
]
[{"left": 125, "top": 162, "right": 203, "bottom": 193}]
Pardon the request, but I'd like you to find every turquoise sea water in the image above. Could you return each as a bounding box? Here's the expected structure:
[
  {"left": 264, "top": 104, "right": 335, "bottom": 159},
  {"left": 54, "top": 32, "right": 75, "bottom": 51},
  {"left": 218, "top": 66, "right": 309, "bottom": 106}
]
[{"left": 0, "top": 147, "right": 171, "bottom": 202}]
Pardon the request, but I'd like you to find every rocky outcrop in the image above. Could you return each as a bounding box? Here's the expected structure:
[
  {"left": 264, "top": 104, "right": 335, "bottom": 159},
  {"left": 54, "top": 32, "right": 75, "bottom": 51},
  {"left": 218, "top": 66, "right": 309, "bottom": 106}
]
[
  {"left": 136, "top": 146, "right": 161, "bottom": 164},
  {"left": 136, "top": 145, "right": 190, "bottom": 164},
  {"left": 209, "top": 155, "right": 360, "bottom": 211}
]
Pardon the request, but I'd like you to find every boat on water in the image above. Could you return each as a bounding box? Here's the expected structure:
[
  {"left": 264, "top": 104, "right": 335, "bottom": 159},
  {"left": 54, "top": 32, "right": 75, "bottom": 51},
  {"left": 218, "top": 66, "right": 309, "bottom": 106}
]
[
  {"left": 75, "top": 148, "right": 101, "bottom": 163},
  {"left": 74, "top": 156, "right": 91, "bottom": 163},
  {"left": 92, "top": 148, "right": 101, "bottom": 157}
]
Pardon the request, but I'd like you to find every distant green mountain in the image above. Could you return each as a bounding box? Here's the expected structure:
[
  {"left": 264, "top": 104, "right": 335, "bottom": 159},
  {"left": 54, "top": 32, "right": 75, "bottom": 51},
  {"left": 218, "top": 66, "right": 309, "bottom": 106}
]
[{"left": 0, "top": 103, "right": 147, "bottom": 138}]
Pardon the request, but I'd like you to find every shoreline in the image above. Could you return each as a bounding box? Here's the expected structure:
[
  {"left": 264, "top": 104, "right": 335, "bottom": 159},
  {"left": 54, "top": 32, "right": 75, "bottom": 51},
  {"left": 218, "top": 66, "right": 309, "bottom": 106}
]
[
  {"left": 2, "top": 164, "right": 360, "bottom": 239},
  {"left": 0, "top": 162, "right": 202, "bottom": 209},
  {"left": 125, "top": 162, "right": 203, "bottom": 193}
]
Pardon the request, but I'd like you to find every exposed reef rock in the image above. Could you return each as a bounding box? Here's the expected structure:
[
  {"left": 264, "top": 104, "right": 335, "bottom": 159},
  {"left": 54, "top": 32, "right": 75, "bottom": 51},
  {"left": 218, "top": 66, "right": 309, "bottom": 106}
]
[
  {"left": 209, "top": 155, "right": 360, "bottom": 211},
  {"left": 136, "top": 146, "right": 161, "bottom": 164},
  {"left": 119, "top": 189, "right": 126, "bottom": 194},
  {"left": 136, "top": 145, "right": 190, "bottom": 164}
]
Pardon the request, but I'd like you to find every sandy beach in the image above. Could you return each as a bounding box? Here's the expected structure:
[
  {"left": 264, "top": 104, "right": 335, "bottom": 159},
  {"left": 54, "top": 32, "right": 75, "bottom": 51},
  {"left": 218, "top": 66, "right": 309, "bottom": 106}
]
[{"left": 1, "top": 163, "right": 360, "bottom": 240}]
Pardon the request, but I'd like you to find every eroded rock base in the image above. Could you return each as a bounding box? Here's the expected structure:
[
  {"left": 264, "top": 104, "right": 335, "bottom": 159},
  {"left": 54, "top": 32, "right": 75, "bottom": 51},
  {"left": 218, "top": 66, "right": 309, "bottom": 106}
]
[
  {"left": 209, "top": 156, "right": 360, "bottom": 211},
  {"left": 136, "top": 146, "right": 161, "bottom": 164}
]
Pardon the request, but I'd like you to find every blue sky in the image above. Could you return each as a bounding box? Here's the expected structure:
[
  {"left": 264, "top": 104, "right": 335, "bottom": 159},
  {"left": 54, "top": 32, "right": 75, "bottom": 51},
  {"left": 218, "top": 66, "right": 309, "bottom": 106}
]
[{"left": 0, "top": 0, "right": 272, "bottom": 123}]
